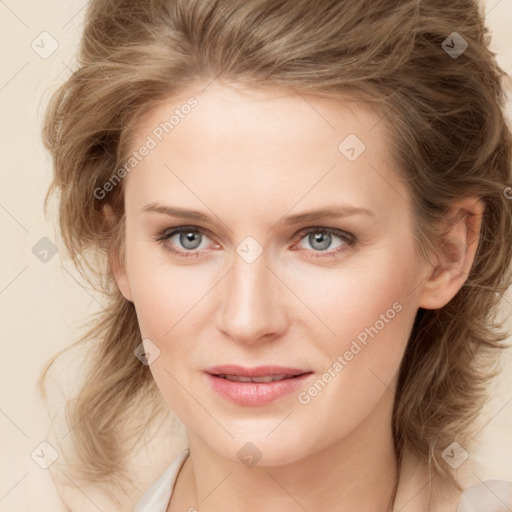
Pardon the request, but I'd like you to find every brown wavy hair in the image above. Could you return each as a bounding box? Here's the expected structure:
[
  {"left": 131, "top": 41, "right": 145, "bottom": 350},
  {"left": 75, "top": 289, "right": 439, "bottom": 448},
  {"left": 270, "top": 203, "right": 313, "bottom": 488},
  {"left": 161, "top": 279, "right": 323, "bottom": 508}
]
[{"left": 38, "top": 0, "right": 512, "bottom": 506}]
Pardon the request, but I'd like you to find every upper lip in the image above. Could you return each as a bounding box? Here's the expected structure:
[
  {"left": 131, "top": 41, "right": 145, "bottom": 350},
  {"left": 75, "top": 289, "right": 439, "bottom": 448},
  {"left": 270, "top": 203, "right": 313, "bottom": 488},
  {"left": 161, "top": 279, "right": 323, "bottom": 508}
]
[{"left": 205, "top": 365, "right": 310, "bottom": 377}]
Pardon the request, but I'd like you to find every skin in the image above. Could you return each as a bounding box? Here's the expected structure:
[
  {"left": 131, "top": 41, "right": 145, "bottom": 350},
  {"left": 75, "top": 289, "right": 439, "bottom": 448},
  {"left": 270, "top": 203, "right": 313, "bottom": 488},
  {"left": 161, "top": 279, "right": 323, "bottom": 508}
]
[{"left": 109, "top": 80, "right": 483, "bottom": 512}]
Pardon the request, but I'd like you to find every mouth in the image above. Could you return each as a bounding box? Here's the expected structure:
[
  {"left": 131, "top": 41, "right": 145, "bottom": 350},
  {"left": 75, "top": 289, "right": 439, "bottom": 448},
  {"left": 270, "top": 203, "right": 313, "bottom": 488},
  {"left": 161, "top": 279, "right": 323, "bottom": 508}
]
[{"left": 204, "top": 365, "right": 313, "bottom": 406}]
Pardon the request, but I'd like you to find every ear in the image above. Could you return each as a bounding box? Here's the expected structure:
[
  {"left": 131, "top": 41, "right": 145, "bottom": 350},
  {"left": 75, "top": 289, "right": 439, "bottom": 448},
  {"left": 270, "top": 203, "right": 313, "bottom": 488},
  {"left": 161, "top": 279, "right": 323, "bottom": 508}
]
[
  {"left": 102, "top": 203, "right": 134, "bottom": 303},
  {"left": 418, "top": 197, "right": 484, "bottom": 310}
]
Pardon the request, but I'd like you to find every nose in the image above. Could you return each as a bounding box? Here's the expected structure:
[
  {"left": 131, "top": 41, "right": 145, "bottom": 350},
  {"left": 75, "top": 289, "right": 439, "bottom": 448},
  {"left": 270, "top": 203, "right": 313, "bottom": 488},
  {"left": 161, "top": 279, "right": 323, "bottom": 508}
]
[{"left": 215, "top": 248, "right": 288, "bottom": 346}]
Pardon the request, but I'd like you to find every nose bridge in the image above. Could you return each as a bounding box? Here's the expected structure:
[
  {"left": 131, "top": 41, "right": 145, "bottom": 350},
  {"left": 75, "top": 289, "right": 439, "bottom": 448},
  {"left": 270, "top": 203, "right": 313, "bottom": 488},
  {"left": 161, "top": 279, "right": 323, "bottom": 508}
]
[{"left": 216, "top": 245, "right": 283, "bottom": 344}]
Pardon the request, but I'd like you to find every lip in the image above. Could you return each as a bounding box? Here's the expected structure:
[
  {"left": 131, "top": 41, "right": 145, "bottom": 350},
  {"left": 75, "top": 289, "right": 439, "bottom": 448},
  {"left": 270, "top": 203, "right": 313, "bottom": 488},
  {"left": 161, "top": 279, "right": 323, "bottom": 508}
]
[{"left": 204, "top": 365, "right": 313, "bottom": 406}]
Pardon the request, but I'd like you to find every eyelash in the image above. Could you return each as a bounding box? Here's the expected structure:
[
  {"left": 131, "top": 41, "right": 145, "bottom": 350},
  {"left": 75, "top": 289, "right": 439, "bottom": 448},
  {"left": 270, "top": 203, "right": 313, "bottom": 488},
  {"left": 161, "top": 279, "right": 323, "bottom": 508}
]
[{"left": 154, "top": 225, "right": 357, "bottom": 260}]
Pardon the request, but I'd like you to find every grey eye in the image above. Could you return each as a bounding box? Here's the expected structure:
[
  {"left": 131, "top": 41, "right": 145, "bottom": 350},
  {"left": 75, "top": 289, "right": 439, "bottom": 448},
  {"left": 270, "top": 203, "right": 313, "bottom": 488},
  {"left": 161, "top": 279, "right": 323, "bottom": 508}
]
[{"left": 177, "top": 230, "right": 203, "bottom": 250}]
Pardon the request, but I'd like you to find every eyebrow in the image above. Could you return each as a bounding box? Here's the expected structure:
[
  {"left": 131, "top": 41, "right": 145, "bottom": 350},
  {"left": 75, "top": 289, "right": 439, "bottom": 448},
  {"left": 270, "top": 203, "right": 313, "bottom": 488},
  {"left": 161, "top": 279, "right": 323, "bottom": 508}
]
[{"left": 140, "top": 202, "right": 375, "bottom": 225}]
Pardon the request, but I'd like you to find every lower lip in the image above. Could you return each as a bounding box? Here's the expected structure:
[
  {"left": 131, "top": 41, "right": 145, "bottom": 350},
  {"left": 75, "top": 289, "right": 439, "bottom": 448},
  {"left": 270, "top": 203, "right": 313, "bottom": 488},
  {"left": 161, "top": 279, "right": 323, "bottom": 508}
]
[{"left": 205, "top": 373, "right": 312, "bottom": 406}]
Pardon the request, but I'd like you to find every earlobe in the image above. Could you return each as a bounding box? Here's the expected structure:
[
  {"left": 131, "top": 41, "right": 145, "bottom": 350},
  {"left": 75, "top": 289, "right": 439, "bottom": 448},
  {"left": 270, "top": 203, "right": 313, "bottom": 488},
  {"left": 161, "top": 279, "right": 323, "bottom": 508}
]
[
  {"left": 418, "top": 197, "right": 484, "bottom": 310},
  {"left": 102, "top": 203, "right": 134, "bottom": 303}
]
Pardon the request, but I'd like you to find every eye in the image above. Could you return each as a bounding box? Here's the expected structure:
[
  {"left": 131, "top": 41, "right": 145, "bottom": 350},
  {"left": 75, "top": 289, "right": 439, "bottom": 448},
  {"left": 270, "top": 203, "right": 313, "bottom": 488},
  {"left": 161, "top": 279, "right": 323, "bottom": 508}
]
[
  {"left": 292, "top": 227, "right": 356, "bottom": 258},
  {"left": 155, "top": 226, "right": 216, "bottom": 258}
]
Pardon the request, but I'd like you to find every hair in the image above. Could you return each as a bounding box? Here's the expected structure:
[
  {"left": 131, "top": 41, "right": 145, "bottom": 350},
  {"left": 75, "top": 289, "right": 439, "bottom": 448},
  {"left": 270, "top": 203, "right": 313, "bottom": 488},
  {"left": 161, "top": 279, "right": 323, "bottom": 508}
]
[{"left": 38, "top": 0, "right": 512, "bottom": 507}]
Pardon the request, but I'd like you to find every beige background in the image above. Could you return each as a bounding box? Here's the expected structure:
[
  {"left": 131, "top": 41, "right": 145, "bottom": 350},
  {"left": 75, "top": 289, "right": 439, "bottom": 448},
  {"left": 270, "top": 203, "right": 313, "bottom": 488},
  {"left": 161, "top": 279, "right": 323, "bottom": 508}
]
[{"left": 1, "top": 0, "right": 512, "bottom": 510}]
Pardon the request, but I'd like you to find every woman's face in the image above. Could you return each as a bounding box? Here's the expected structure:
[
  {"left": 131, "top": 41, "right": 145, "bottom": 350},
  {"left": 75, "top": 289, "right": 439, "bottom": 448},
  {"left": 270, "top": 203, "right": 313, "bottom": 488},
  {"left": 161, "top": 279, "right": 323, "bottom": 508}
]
[{"left": 114, "top": 80, "right": 433, "bottom": 466}]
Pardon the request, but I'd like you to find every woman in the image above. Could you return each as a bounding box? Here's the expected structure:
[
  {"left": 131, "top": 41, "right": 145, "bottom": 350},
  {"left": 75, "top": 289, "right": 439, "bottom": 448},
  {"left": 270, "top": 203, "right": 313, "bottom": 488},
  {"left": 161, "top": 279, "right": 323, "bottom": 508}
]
[{"left": 38, "top": 0, "right": 512, "bottom": 510}]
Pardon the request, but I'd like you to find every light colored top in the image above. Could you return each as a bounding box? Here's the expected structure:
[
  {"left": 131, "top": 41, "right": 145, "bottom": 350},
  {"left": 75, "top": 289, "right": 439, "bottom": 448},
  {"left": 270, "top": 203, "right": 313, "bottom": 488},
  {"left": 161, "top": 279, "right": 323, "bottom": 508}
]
[{"left": 134, "top": 448, "right": 190, "bottom": 512}]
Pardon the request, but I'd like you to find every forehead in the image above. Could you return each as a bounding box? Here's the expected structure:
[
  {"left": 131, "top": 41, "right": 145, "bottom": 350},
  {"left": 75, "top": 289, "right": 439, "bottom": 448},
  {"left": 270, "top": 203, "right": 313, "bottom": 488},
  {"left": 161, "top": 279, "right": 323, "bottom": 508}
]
[
  {"left": 135, "top": 80, "right": 385, "bottom": 146},
  {"left": 124, "top": 81, "right": 408, "bottom": 218}
]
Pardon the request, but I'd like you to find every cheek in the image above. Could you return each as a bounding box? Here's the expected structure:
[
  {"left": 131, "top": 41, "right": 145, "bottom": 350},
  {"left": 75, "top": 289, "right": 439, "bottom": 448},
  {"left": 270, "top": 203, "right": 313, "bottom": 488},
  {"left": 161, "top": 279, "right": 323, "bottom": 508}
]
[
  {"left": 292, "top": 276, "right": 417, "bottom": 447},
  {"left": 135, "top": 275, "right": 201, "bottom": 334},
  {"left": 126, "top": 240, "right": 213, "bottom": 338},
  {"left": 282, "top": 237, "right": 419, "bottom": 345}
]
